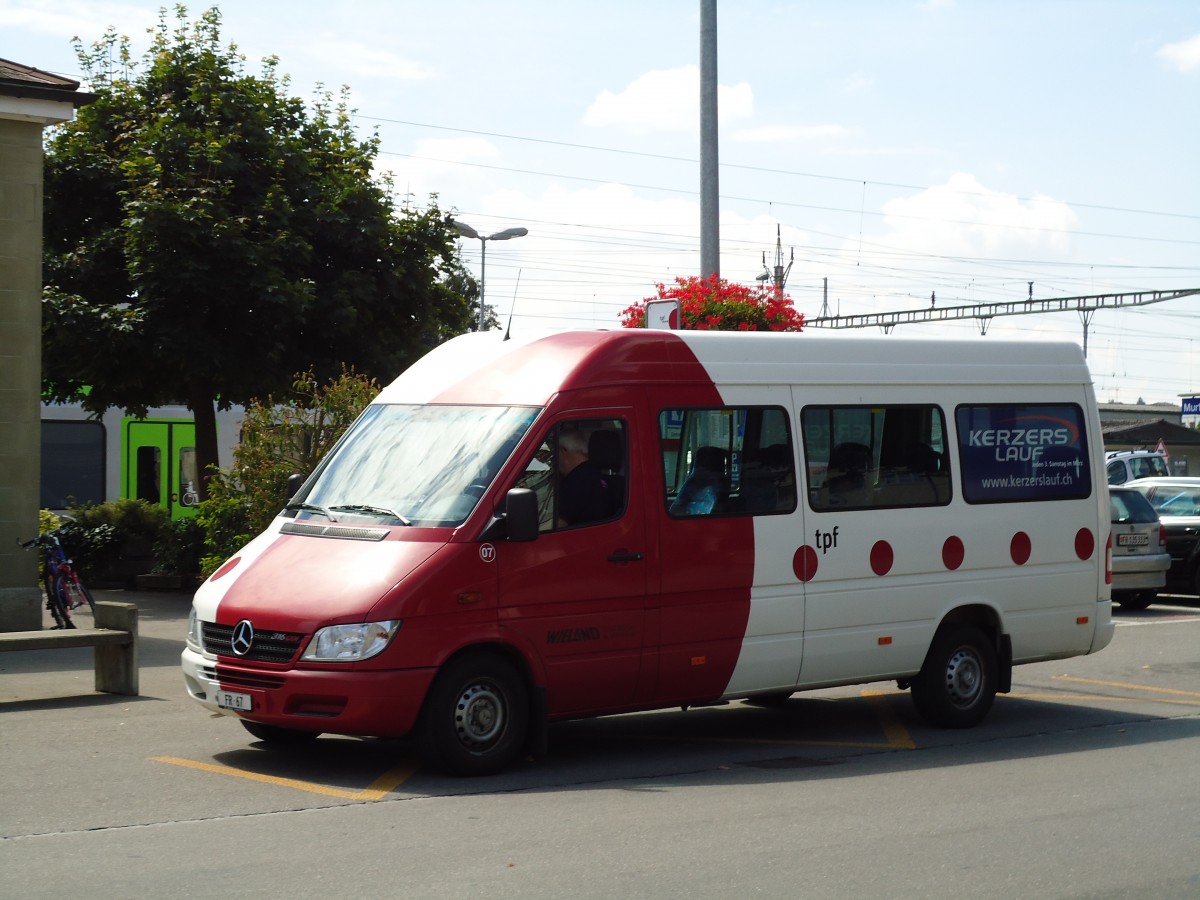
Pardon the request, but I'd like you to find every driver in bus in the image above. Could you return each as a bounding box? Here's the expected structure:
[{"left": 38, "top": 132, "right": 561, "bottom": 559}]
[{"left": 556, "top": 426, "right": 608, "bottom": 527}]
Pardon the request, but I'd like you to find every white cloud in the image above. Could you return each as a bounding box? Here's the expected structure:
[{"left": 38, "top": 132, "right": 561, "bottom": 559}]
[
  {"left": 872, "top": 173, "right": 1079, "bottom": 260},
  {"left": 378, "top": 136, "right": 499, "bottom": 199},
  {"left": 731, "top": 124, "right": 850, "bottom": 144},
  {"left": 583, "top": 65, "right": 753, "bottom": 132},
  {"left": 1158, "top": 33, "right": 1200, "bottom": 73}
]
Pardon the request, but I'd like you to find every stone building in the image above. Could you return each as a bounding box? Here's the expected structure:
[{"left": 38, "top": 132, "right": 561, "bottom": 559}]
[{"left": 0, "top": 59, "right": 93, "bottom": 630}]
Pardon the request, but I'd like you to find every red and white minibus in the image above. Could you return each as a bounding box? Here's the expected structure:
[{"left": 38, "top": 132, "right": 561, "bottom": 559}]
[{"left": 183, "top": 329, "right": 1113, "bottom": 774}]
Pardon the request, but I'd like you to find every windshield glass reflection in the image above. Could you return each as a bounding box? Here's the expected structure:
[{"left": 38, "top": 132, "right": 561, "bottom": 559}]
[{"left": 300, "top": 405, "right": 539, "bottom": 527}]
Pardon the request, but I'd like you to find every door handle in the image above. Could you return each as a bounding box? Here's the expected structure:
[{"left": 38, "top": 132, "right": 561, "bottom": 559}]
[{"left": 607, "top": 551, "right": 644, "bottom": 563}]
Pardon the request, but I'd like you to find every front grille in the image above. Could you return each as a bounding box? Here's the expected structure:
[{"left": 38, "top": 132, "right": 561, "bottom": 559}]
[
  {"left": 214, "top": 667, "right": 287, "bottom": 689},
  {"left": 202, "top": 622, "right": 306, "bottom": 664}
]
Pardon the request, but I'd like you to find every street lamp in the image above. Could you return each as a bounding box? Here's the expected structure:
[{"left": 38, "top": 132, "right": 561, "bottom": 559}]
[{"left": 450, "top": 219, "right": 529, "bottom": 332}]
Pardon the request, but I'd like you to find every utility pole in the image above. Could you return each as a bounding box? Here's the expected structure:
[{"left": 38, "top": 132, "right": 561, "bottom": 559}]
[
  {"left": 699, "top": 0, "right": 719, "bottom": 278},
  {"left": 758, "top": 224, "right": 793, "bottom": 292}
]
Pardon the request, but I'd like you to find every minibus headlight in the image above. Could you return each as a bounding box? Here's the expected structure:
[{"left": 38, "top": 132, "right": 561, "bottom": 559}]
[
  {"left": 302, "top": 620, "right": 401, "bottom": 662},
  {"left": 187, "top": 606, "right": 202, "bottom": 651}
]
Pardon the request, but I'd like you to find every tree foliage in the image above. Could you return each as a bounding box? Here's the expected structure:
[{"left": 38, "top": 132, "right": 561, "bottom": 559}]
[
  {"left": 197, "top": 367, "right": 378, "bottom": 573},
  {"left": 41, "top": 6, "right": 475, "bottom": 496},
  {"left": 619, "top": 274, "right": 805, "bottom": 331}
]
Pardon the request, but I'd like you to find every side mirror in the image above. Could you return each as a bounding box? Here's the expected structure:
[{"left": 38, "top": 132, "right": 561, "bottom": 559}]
[
  {"left": 286, "top": 473, "right": 304, "bottom": 500},
  {"left": 504, "top": 488, "right": 539, "bottom": 542}
]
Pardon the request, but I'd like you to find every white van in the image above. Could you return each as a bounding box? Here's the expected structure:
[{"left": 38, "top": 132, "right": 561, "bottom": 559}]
[{"left": 183, "top": 329, "right": 1114, "bottom": 774}]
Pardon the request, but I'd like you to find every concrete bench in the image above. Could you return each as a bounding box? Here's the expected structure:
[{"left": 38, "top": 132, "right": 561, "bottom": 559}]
[{"left": 0, "top": 600, "right": 138, "bottom": 695}]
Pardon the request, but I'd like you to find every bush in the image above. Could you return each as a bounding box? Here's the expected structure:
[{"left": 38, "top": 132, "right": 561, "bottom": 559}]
[
  {"left": 60, "top": 499, "right": 169, "bottom": 581},
  {"left": 70, "top": 498, "right": 168, "bottom": 541},
  {"left": 54, "top": 519, "right": 121, "bottom": 582},
  {"left": 152, "top": 517, "right": 207, "bottom": 575}
]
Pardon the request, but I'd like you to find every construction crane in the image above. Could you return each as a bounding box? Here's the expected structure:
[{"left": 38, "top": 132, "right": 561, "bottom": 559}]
[{"left": 806, "top": 287, "right": 1200, "bottom": 356}]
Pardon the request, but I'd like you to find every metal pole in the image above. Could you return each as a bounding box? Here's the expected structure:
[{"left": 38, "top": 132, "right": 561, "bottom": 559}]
[
  {"left": 478, "top": 238, "right": 487, "bottom": 332},
  {"left": 699, "top": 0, "right": 719, "bottom": 278}
]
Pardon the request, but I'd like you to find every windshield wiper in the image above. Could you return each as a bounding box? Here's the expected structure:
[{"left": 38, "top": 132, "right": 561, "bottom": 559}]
[
  {"left": 284, "top": 501, "right": 339, "bottom": 522},
  {"left": 329, "top": 504, "right": 412, "bottom": 526}
]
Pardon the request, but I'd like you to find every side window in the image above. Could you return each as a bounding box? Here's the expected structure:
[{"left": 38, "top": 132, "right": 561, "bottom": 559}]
[
  {"left": 1107, "top": 460, "right": 1127, "bottom": 485},
  {"left": 40, "top": 420, "right": 106, "bottom": 509},
  {"left": 803, "top": 404, "right": 950, "bottom": 511},
  {"left": 955, "top": 403, "right": 1092, "bottom": 503},
  {"left": 514, "top": 418, "right": 626, "bottom": 531},
  {"left": 660, "top": 406, "right": 796, "bottom": 517}
]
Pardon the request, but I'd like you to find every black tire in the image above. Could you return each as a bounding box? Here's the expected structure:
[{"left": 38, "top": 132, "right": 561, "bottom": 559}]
[
  {"left": 50, "top": 577, "right": 75, "bottom": 629},
  {"left": 63, "top": 579, "right": 95, "bottom": 613},
  {"left": 241, "top": 720, "right": 321, "bottom": 744},
  {"left": 418, "top": 652, "right": 530, "bottom": 776},
  {"left": 1118, "top": 592, "right": 1153, "bottom": 611},
  {"left": 910, "top": 624, "right": 997, "bottom": 728}
]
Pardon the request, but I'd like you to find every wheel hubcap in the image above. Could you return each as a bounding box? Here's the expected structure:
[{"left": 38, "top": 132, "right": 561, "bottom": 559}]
[
  {"left": 943, "top": 647, "right": 983, "bottom": 708},
  {"left": 453, "top": 682, "right": 506, "bottom": 748}
]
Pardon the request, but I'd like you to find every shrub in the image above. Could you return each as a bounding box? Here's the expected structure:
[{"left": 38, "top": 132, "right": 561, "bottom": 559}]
[
  {"left": 59, "top": 499, "right": 169, "bottom": 581},
  {"left": 152, "top": 517, "right": 207, "bottom": 575}
]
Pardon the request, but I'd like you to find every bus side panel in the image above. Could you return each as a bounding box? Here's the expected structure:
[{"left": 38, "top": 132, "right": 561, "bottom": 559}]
[{"left": 793, "top": 384, "right": 1105, "bottom": 689}]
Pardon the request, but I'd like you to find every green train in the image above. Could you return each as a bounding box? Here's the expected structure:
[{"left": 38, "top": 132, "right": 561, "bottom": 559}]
[{"left": 39, "top": 402, "right": 242, "bottom": 520}]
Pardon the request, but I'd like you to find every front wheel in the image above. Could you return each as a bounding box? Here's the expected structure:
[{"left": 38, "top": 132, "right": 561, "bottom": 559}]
[
  {"left": 418, "top": 653, "right": 530, "bottom": 776},
  {"left": 49, "top": 577, "right": 75, "bottom": 629},
  {"left": 910, "top": 624, "right": 997, "bottom": 728}
]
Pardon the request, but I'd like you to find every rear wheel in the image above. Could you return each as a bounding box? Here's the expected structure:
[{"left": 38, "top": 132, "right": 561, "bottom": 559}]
[
  {"left": 910, "top": 624, "right": 997, "bottom": 728},
  {"left": 418, "top": 652, "right": 530, "bottom": 776},
  {"left": 62, "top": 580, "right": 95, "bottom": 613},
  {"left": 241, "top": 720, "right": 321, "bottom": 744}
]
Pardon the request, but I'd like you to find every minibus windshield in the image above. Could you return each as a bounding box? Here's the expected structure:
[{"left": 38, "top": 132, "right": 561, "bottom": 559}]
[{"left": 299, "top": 404, "right": 540, "bottom": 527}]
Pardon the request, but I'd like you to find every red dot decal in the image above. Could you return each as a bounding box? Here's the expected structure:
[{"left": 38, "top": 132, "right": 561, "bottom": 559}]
[
  {"left": 1010, "top": 532, "right": 1032, "bottom": 566},
  {"left": 870, "top": 540, "right": 894, "bottom": 576},
  {"left": 1074, "top": 528, "right": 1095, "bottom": 560},
  {"left": 793, "top": 545, "right": 818, "bottom": 582},
  {"left": 942, "top": 536, "right": 965, "bottom": 570},
  {"left": 210, "top": 555, "right": 241, "bottom": 581}
]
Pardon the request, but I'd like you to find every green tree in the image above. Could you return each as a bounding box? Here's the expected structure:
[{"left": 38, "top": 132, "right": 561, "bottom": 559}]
[
  {"left": 619, "top": 274, "right": 805, "bottom": 331},
  {"left": 41, "top": 6, "right": 476, "bottom": 498}
]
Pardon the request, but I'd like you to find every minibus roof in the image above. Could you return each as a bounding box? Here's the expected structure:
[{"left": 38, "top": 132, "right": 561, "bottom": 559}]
[{"left": 373, "top": 329, "right": 1091, "bottom": 407}]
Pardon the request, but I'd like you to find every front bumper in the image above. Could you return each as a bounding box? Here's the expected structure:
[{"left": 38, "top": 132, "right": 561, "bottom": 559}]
[{"left": 181, "top": 646, "right": 435, "bottom": 738}]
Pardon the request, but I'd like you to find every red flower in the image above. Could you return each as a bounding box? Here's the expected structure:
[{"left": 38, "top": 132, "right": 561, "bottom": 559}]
[{"left": 619, "top": 273, "right": 805, "bottom": 332}]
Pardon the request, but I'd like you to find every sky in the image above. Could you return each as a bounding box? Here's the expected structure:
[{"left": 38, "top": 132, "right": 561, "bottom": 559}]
[{"left": 4, "top": 0, "right": 1199, "bottom": 407}]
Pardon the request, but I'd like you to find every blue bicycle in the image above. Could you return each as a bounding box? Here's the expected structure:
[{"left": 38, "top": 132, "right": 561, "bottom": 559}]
[{"left": 18, "top": 524, "right": 95, "bottom": 630}]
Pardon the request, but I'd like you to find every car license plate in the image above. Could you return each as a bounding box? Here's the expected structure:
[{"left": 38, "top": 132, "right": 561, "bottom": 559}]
[
  {"left": 215, "top": 689, "right": 253, "bottom": 711},
  {"left": 1117, "top": 533, "right": 1149, "bottom": 547}
]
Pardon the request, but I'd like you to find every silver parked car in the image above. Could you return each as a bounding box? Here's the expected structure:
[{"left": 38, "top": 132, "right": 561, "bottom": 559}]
[
  {"left": 1126, "top": 477, "right": 1200, "bottom": 596},
  {"left": 1109, "top": 486, "right": 1169, "bottom": 609}
]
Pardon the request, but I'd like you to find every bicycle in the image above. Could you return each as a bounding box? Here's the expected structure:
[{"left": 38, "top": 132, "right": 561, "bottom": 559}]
[{"left": 18, "top": 523, "right": 96, "bottom": 630}]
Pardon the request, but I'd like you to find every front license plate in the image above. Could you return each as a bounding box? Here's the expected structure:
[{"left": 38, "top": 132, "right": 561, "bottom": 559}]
[
  {"left": 1117, "top": 533, "right": 1149, "bottom": 547},
  {"left": 215, "top": 689, "right": 253, "bottom": 711}
]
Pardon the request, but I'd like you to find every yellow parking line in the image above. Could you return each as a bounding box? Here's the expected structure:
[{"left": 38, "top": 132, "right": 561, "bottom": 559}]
[
  {"left": 151, "top": 756, "right": 418, "bottom": 800},
  {"left": 1052, "top": 675, "right": 1200, "bottom": 698},
  {"left": 861, "top": 690, "right": 917, "bottom": 749}
]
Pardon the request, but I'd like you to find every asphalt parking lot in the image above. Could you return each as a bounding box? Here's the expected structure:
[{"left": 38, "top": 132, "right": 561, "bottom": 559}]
[{"left": 3, "top": 588, "right": 1199, "bottom": 899}]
